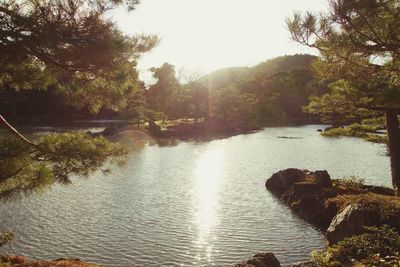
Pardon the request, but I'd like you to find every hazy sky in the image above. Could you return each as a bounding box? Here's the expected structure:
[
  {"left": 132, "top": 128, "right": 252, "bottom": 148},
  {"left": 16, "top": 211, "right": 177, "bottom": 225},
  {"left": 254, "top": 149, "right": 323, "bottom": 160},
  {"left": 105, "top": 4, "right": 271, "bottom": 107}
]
[{"left": 112, "top": 0, "right": 329, "bottom": 82}]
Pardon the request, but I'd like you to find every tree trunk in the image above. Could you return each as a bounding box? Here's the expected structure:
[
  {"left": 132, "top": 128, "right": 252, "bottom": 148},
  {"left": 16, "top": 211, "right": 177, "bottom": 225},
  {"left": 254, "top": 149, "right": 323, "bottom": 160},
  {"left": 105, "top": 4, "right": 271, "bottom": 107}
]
[{"left": 385, "top": 109, "right": 400, "bottom": 195}]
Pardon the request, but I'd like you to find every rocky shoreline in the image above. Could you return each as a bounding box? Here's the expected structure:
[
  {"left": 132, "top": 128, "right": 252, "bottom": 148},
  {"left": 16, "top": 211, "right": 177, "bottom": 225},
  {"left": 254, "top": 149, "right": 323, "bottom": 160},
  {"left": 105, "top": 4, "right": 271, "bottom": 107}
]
[
  {"left": 265, "top": 169, "right": 399, "bottom": 243},
  {"left": 236, "top": 168, "right": 400, "bottom": 266}
]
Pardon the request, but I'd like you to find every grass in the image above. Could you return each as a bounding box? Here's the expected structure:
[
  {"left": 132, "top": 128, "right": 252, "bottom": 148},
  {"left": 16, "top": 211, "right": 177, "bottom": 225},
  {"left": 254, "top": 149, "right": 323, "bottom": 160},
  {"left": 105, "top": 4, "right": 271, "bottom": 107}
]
[
  {"left": 332, "top": 176, "right": 365, "bottom": 188},
  {"left": 322, "top": 123, "right": 387, "bottom": 144},
  {"left": 326, "top": 193, "right": 400, "bottom": 220},
  {"left": 155, "top": 118, "right": 204, "bottom": 130},
  {"left": 316, "top": 176, "right": 400, "bottom": 266},
  {"left": 311, "top": 225, "right": 400, "bottom": 267}
]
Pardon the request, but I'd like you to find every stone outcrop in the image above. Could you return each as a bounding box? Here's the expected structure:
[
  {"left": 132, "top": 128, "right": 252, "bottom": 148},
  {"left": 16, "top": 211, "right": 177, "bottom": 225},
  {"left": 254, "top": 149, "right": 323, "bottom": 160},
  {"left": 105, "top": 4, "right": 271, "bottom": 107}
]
[
  {"left": 265, "top": 168, "right": 400, "bottom": 245},
  {"left": 265, "top": 168, "right": 307, "bottom": 194},
  {"left": 265, "top": 169, "right": 333, "bottom": 195},
  {"left": 326, "top": 204, "right": 376, "bottom": 244},
  {"left": 234, "top": 253, "right": 281, "bottom": 267},
  {"left": 313, "top": 170, "right": 332, "bottom": 188},
  {"left": 282, "top": 182, "right": 337, "bottom": 228},
  {"left": 234, "top": 253, "right": 319, "bottom": 267},
  {"left": 266, "top": 169, "right": 337, "bottom": 229}
]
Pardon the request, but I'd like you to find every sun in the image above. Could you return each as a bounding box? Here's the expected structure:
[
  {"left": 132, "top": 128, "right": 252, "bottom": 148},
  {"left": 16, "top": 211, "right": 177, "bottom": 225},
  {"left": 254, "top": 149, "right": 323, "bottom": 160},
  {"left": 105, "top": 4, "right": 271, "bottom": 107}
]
[{"left": 112, "top": 0, "right": 327, "bottom": 82}]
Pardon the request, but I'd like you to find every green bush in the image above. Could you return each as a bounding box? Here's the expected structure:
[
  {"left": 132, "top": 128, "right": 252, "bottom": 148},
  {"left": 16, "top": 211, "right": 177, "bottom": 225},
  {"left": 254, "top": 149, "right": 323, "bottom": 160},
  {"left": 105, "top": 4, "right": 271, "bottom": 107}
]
[
  {"left": 0, "top": 231, "right": 14, "bottom": 264},
  {"left": 322, "top": 125, "right": 368, "bottom": 138},
  {"left": 322, "top": 123, "right": 387, "bottom": 144},
  {"left": 312, "top": 225, "right": 400, "bottom": 266},
  {"left": 0, "top": 232, "right": 13, "bottom": 248},
  {"left": 361, "top": 117, "right": 385, "bottom": 127}
]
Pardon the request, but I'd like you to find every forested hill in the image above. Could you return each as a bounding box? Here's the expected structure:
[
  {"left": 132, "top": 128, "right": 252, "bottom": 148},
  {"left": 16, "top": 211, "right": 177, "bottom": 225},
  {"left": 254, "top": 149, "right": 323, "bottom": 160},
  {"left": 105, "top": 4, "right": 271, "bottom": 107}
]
[
  {"left": 252, "top": 54, "right": 317, "bottom": 75},
  {"left": 197, "top": 54, "right": 317, "bottom": 89},
  {"left": 186, "top": 54, "right": 321, "bottom": 127}
]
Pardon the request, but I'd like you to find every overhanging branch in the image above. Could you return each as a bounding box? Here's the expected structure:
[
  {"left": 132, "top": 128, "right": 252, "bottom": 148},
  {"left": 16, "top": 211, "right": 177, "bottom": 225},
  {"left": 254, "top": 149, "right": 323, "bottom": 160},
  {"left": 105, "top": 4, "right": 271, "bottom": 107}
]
[{"left": 0, "top": 114, "right": 38, "bottom": 148}]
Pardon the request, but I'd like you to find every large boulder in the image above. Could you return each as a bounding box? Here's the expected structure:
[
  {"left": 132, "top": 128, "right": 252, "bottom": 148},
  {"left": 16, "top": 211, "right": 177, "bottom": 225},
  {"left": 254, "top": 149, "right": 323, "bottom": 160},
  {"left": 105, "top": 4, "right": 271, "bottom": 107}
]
[
  {"left": 266, "top": 168, "right": 399, "bottom": 247},
  {"left": 326, "top": 204, "right": 377, "bottom": 244},
  {"left": 266, "top": 169, "right": 336, "bottom": 229},
  {"left": 265, "top": 169, "right": 333, "bottom": 196},
  {"left": 265, "top": 169, "right": 308, "bottom": 195},
  {"left": 312, "top": 170, "right": 332, "bottom": 188},
  {"left": 234, "top": 253, "right": 281, "bottom": 267},
  {"left": 282, "top": 182, "right": 338, "bottom": 228}
]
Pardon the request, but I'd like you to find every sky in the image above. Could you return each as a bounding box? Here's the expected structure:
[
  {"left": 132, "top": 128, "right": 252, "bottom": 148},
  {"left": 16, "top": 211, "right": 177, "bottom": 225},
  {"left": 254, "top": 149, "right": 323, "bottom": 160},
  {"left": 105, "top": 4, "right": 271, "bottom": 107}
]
[{"left": 111, "top": 0, "right": 329, "bottom": 83}]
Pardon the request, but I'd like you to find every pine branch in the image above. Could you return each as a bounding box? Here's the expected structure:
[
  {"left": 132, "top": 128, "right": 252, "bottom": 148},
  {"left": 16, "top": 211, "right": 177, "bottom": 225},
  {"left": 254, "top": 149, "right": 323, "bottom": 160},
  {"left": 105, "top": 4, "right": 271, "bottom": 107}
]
[{"left": 0, "top": 114, "right": 37, "bottom": 148}]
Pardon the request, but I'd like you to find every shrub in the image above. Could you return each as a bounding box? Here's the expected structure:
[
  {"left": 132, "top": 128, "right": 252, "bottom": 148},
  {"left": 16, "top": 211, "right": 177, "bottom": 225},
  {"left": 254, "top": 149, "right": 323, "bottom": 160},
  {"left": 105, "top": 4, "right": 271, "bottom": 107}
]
[
  {"left": 332, "top": 176, "right": 365, "bottom": 188},
  {"left": 0, "top": 232, "right": 13, "bottom": 248},
  {"left": 322, "top": 125, "right": 368, "bottom": 138},
  {"left": 321, "top": 123, "right": 387, "bottom": 143},
  {"left": 361, "top": 117, "right": 385, "bottom": 127},
  {"left": 312, "top": 225, "right": 400, "bottom": 266}
]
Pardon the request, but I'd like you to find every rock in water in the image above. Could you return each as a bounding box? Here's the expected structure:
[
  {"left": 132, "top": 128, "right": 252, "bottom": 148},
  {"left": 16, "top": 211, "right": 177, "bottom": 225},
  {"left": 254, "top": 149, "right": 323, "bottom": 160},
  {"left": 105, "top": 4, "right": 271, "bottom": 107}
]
[
  {"left": 265, "top": 169, "right": 336, "bottom": 228},
  {"left": 313, "top": 170, "right": 332, "bottom": 188},
  {"left": 265, "top": 168, "right": 308, "bottom": 195},
  {"left": 281, "top": 182, "right": 337, "bottom": 228},
  {"left": 234, "top": 253, "right": 281, "bottom": 267}
]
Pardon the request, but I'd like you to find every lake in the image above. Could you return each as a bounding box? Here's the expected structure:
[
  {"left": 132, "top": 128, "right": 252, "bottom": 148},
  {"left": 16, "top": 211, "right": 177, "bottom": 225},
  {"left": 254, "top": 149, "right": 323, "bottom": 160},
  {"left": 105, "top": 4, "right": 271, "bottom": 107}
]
[{"left": 0, "top": 125, "right": 390, "bottom": 266}]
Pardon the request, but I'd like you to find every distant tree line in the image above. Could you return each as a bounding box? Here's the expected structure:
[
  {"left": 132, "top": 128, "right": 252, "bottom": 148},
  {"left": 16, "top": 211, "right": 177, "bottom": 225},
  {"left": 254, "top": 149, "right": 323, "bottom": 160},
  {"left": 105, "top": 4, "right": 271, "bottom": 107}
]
[
  {"left": 1, "top": 54, "right": 328, "bottom": 128},
  {"left": 141, "top": 54, "right": 328, "bottom": 129}
]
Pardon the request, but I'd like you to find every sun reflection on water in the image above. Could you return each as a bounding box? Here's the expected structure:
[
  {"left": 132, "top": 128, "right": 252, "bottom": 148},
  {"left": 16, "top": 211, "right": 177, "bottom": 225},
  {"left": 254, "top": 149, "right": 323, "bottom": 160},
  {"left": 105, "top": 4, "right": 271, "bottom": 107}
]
[{"left": 192, "top": 144, "right": 226, "bottom": 263}]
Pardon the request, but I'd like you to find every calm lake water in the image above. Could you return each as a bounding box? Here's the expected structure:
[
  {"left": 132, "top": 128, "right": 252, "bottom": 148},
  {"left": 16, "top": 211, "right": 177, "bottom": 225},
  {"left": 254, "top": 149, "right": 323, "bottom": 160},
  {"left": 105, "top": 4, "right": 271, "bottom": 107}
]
[{"left": 0, "top": 125, "right": 390, "bottom": 266}]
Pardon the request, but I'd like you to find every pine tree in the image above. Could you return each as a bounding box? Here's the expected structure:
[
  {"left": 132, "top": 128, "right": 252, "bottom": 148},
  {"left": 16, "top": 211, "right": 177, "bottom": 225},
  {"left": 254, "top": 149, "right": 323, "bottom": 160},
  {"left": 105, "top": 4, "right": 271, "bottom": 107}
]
[
  {"left": 287, "top": 0, "right": 400, "bottom": 194},
  {"left": 0, "top": 0, "right": 157, "bottom": 199}
]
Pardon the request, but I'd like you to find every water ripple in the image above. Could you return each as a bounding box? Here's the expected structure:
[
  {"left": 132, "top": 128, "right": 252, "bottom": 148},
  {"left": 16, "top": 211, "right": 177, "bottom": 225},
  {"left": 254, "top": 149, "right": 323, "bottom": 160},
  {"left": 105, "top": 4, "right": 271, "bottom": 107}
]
[{"left": 0, "top": 125, "right": 390, "bottom": 266}]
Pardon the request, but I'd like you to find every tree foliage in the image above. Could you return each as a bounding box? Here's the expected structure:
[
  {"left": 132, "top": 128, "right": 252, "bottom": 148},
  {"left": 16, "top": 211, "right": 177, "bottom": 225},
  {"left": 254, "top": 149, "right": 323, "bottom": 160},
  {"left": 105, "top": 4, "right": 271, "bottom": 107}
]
[
  {"left": 0, "top": 0, "right": 156, "bottom": 199},
  {"left": 0, "top": 133, "right": 126, "bottom": 200},
  {"left": 184, "top": 55, "right": 320, "bottom": 127},
  {"left": 304, "top": 80, "right": 373, "bottom": 126},
  {"left": 287, "top": 0, "right": 400, "bottom": 110},
  {"left": 0, "top": 0, "right": 157, "bottom": 110},
  {"left": 143, "top": 56, "right": 319, "bottom": 129},
  {"left": 287, "top": 0, "right": 400, "bottom": 193}
]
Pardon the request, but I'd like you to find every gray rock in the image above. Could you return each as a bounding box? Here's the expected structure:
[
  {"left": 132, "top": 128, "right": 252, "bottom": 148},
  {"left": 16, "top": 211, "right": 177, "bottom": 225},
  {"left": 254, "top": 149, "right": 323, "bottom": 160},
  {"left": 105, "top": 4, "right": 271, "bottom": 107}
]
[
  {"left": 326, "top": 204, "right": 376, "bottom": 244},
  {"left": 234, "top": 253, "right": 281, "bottom": 267}
]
